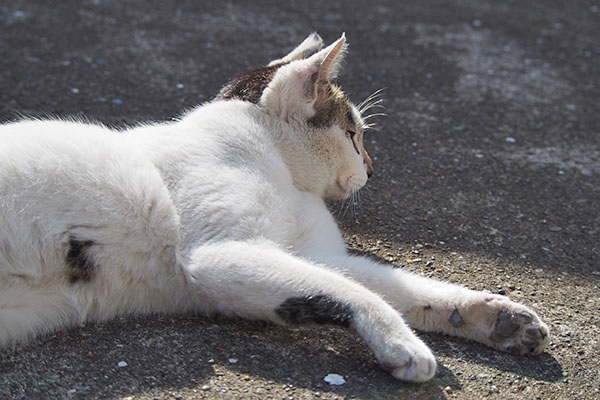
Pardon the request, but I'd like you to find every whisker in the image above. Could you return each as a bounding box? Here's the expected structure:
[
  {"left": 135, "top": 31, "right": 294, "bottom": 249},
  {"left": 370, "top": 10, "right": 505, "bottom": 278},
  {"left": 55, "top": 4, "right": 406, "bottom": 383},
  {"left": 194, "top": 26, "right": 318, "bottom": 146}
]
[
  {"left": 363, "top": 112, "right": 387, "bottom": 121},
  {"left": 352, "top": 189, "right": 362, "bottom": 220},
  {"left": 358, "top": 88, "right": 386, "bottom": 114},
  {"left": 358, "top": 88, "right": 386, "bottom": 111},
  {"left": 359, "top": 99, "right": 385, "bottom": 115},
  {"left": 363, "top": 122, "right": 377, "bottom": 130}
]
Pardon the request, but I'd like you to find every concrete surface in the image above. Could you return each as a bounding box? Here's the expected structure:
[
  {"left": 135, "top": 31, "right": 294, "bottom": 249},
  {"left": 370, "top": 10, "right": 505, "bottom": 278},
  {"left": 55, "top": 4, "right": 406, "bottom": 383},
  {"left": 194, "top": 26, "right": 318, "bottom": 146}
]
[{"left": 1, "top": 0, "right": 599, "bottom": 399}]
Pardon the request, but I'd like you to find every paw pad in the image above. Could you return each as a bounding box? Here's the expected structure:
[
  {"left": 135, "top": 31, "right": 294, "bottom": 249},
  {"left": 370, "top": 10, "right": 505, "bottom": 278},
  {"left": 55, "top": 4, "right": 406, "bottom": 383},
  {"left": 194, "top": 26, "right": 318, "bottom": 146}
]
[{"left": 488, "top": 308, "right": 549, "bottom": 355}]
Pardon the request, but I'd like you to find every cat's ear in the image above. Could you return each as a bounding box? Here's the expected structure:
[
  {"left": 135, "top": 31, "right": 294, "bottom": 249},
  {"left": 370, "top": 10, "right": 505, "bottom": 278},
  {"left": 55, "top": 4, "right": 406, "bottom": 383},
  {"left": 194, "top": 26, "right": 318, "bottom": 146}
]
[
  {"left": 313, "top": 32, "right": 347, "bottom": 82},
  {"left": 267, "top": 32, "right": 324, "bottom": 66},
  {"left": 260, "top": 34, "right": 347, "bottom": 120}
]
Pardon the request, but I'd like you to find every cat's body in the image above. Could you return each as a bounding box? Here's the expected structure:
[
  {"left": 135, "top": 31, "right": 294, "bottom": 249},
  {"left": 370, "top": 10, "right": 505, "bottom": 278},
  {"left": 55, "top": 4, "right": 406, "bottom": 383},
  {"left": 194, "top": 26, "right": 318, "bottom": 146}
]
[{"left": 0, "top": 34, "right": 549, "bottom": 382}]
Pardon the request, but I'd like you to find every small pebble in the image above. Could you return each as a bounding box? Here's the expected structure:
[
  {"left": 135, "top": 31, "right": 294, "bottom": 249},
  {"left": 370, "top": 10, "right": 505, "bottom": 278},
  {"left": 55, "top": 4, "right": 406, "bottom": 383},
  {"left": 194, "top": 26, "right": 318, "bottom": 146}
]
[
  {"left": 490, "top": 385, "right": 499, "bottom": 393},
  {"left": 323, "top": 373, "right": 346, "bottom": 386},
  {"left": 71, "top": 88, "right": 79, "bottom": 94},
  {"left": 228, "top": 358, "right": 238, "bottom": 364},
  {"left": 117, "top": 361, "right": 127, "bottom": 368},
  {"left": 111, "top": 98, "right": 123, "bottom": 105},
  {"left": 444, "top": 386, "right": 453, "bottom": 394},
  {"left": 505, "top": 137, "right": 516, "bottom": 143},
  {"left": 201, "top": 384, "right": 210, "bottom": 391}
]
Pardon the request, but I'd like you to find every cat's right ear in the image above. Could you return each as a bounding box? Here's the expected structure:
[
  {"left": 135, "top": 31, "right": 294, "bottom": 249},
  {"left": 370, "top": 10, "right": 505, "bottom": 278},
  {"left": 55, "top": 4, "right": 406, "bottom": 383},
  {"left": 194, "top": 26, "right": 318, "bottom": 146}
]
[
  {"left": 267, "top": 33, "right": 324, "bottom": 66},
  {"left": 260, "top": 35, "right": 347, "bottom": 121}
]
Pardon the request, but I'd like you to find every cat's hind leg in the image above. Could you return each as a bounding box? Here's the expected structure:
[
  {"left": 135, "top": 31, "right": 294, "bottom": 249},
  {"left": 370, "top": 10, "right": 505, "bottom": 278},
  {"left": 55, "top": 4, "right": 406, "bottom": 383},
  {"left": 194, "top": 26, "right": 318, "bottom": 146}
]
[
  {"left": 179, "top": 239, "right": 437, "bottom": 382},
  {"left": 0, "top": 283, "right": 84, "bottom": 347}
]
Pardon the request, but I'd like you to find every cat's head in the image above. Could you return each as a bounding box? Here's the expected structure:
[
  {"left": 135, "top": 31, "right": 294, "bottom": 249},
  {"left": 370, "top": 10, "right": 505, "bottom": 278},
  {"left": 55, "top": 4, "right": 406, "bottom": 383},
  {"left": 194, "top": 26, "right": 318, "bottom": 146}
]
[{"left": 218, "top": 33, "right": 374, "bottom": 201}]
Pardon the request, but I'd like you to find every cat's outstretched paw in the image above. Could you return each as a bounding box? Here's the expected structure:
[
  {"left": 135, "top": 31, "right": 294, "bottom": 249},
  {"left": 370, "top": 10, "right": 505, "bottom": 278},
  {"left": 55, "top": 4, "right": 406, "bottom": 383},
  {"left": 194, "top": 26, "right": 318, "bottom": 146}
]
[
  {"left": 378, "top": 335, "right": 437, "bottom": 382},
  {"left": 461, "top": 294, "right": 550, "bottom": 355}
]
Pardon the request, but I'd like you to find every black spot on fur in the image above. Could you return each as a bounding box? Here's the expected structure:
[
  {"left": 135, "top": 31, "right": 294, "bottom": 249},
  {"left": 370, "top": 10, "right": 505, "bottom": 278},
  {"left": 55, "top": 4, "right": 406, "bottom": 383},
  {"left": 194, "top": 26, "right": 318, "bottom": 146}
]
[
  {"left": 423, "top": 305, "right": 432, "bottom": 310},
  {"left": 276, "top": 295, "right": 352, "bottom": 328},
  {"left": 66, "top": 238, "right": 95, "bottom": 283},
  {"left": 449, "top": 308, "right": 465, "bottom": 327},
  {"left": 217, "top": 64, "right": 286, "bottom": 104}
]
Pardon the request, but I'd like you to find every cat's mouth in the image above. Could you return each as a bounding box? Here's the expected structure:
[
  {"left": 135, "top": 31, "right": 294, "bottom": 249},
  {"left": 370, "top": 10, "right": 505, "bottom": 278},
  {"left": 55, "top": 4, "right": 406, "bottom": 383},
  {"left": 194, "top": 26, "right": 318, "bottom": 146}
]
[{"left": 334, "top": 176, "right": 366, "bottom": 200}]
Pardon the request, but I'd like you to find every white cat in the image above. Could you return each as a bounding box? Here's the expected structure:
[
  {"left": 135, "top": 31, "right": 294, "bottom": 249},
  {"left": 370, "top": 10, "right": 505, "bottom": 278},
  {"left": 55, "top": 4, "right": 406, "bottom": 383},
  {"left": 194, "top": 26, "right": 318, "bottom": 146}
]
[{"left": 0, "top": 33, "right": 549, "bottom": 382}]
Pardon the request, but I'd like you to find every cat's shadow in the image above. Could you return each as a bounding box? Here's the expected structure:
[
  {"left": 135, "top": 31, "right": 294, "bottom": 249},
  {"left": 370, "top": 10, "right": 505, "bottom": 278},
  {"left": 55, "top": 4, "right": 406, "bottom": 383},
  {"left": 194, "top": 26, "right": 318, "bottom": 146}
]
[{"left": 2, "top": 314, "right": 561, "bottom": 399}]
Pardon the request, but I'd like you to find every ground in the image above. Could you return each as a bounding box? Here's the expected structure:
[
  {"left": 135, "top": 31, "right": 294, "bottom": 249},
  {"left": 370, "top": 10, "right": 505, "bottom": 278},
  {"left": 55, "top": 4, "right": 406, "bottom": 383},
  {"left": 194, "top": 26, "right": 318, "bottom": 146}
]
[{"left": 1, "top": 0, "right": 599, "bottom": 399}]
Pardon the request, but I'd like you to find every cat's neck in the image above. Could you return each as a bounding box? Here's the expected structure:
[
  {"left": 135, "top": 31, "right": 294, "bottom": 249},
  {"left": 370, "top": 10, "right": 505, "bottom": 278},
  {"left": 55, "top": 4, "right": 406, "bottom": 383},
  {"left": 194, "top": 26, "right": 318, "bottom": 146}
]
[{"left": 137, "top": 100, "right": 333, "bottom": 199}]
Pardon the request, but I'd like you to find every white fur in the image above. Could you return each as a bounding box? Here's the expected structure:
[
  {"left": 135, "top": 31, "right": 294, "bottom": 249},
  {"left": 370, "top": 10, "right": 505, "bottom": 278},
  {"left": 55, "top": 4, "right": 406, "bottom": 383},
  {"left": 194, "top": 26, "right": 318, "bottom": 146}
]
[{"left": 0, "top": 34, "right": 549, "bottom": 383}]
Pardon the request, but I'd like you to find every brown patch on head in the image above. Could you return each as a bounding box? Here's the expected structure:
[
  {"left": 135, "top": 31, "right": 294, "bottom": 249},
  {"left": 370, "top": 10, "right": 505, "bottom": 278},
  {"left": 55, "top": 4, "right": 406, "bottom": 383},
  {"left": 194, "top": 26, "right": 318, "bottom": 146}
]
[
  {"left": 307, "top": 83, "right": 354, "bottom": 129},
  {"left": 217, "top": 63, "right": 287, "bottom": 104}
]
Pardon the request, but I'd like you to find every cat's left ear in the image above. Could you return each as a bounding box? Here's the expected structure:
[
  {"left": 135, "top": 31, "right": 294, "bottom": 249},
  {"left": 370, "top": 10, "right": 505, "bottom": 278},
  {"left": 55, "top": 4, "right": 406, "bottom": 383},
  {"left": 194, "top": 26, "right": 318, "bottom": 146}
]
[{"left": 260, "top": 34, "right": 347, "bottom": 120}]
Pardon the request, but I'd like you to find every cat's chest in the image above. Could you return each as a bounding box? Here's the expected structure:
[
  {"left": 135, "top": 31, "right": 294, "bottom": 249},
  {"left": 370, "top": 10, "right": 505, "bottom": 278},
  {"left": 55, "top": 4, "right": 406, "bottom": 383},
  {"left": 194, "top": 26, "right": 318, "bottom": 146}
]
[{"left": 170, "top": 160, "right": 317, "bottom": 251}]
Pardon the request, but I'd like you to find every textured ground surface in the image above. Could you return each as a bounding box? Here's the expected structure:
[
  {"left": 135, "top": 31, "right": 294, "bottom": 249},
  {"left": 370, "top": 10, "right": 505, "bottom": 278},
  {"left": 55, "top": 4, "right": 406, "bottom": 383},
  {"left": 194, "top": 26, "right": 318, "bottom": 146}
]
[{"left": 1, "top": 0, "right": 599, "bottom": 399}]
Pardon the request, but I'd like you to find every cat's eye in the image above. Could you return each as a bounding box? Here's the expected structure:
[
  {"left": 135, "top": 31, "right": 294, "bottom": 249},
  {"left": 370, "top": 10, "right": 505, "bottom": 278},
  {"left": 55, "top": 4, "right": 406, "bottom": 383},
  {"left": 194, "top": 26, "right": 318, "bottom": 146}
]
[{"left": 345, "top": 130, "right": 360, "bottom": 155}]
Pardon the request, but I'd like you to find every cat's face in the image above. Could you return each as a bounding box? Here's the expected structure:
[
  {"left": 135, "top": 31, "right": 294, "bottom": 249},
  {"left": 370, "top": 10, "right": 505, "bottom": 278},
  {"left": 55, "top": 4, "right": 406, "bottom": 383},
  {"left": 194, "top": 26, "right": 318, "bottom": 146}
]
[{"left": 218, "top": 33, "right": 374, "bottom": 200}]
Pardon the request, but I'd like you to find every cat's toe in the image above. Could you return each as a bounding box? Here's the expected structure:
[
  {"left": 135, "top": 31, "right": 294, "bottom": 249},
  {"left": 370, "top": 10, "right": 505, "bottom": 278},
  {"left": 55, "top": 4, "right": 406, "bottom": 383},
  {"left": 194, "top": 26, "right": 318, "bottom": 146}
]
[
  {"left": 380, "top": 337, "right": 437, "bottom": 382},
  {"left": 390, "top": 348, "right": 437, "bottom": 383},
  {"left": 489, "top": 307, "right": 550, "bottom": 355}
]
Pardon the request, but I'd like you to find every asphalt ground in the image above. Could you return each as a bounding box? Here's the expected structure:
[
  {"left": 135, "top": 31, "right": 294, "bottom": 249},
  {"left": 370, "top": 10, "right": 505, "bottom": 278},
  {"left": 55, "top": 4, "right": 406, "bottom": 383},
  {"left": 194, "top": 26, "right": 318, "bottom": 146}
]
[{"left": 1, "top": 1, "right": 599, "bottom": 399}]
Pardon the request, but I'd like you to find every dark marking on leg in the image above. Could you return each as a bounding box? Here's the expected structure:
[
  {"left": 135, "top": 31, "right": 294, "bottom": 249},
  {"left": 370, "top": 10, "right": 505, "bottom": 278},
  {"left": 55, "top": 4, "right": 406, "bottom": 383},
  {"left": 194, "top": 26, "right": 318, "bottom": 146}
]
[
  {"left": 275, "top": 295, "right": 352, "bottom": 328},
  {"left": 449, "top": 309, "right": 465, "bottom": 327},
  {"left": 423, "top": 305, "right": 432, "bottom": 310},
  {"left": 66, "top": 237, "right": 96, "bottom": 283}
]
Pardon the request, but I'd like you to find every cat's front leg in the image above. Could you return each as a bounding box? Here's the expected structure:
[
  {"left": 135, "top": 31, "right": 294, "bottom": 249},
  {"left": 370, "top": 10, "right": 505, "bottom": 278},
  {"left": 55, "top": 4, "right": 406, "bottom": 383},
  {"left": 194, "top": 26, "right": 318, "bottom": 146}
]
[
  {"left": 179, "top": 240, "right": 436, "bottom": 382},
  {"left": 403, "top": 288, "right": 550, "bottom": 355},
  {"left": 319, "top": 255, "right": 550, "bottom": 355}
]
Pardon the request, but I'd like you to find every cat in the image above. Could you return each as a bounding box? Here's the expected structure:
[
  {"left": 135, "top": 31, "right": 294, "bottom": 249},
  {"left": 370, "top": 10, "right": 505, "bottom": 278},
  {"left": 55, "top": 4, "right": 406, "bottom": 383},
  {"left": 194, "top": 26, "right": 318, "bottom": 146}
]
[{"left": 0, "top": 33, "right": 549, "bottom": 382}]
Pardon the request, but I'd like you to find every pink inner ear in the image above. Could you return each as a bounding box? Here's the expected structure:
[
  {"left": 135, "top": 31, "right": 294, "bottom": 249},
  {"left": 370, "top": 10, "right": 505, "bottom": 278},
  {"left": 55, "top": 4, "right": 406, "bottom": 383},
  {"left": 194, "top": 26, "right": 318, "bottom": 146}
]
[{"left": 318, "top": 35, "right": 346, "bottom": 82}]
